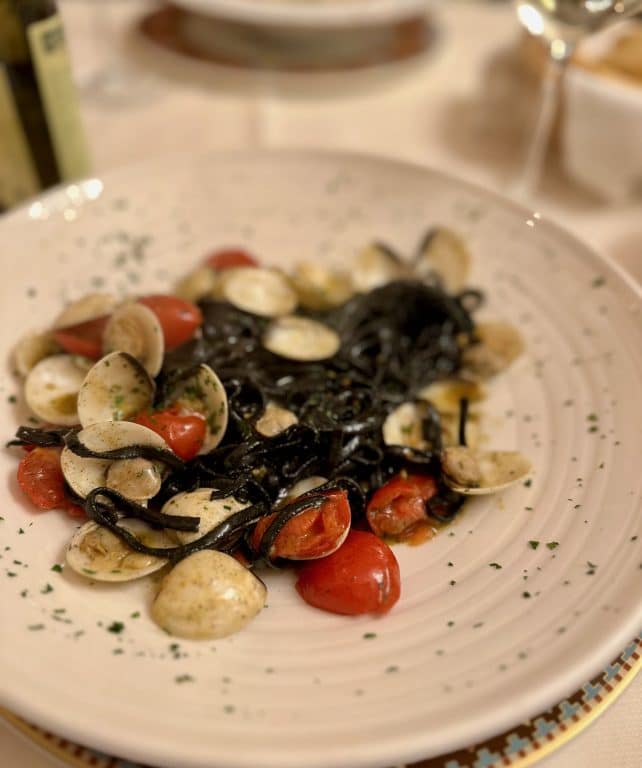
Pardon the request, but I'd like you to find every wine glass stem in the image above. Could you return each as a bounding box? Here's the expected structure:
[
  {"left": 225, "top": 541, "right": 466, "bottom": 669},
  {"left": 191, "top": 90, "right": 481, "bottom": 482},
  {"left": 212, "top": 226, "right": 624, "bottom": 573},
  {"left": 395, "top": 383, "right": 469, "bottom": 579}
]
[{"left": 512, "top": 48, "right": 569, "bottom": 203}]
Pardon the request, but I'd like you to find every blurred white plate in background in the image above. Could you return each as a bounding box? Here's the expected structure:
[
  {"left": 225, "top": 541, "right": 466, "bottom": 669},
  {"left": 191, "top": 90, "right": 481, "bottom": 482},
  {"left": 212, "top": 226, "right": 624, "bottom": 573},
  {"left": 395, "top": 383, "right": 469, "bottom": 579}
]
[{"left": 172, "top": 0, "right": 430, "bottom": 27}]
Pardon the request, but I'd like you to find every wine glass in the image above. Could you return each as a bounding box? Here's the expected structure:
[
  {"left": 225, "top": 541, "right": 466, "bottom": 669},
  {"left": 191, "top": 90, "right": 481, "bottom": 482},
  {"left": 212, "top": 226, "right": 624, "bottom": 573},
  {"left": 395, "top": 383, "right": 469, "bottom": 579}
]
[{"left": 512, "top": 0, "right": 642, "bottom": 200}]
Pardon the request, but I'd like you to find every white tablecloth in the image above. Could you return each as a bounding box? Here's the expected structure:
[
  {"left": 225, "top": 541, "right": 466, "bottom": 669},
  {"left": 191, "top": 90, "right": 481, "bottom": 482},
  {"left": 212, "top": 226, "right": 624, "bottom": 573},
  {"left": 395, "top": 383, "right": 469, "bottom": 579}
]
[{"left": 2, "top": 1, "right": 640, "bottom": 766}]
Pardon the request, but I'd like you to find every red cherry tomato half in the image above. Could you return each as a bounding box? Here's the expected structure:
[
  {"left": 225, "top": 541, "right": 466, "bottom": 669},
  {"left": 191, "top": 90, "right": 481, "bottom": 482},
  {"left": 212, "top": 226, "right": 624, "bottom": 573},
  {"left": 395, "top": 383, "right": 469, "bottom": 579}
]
[
  {"left": 17, "top": 447, "right": 67, "bottom": 511},
  {"left": 296, "top": 529, "right": 400, "bottom": 616},
  {"left": 203, "top": 248, "right": 259, "bottom": 271},
  {"left": 132, "top": 407, "right": 206, "bottom": 461},
  {"left": 366, "top": 473, "right": 438, "bottom": 539},
  {"left": 250, "top": 490, "right": 351, "bottom": 560},
  {"left": 52, "top": 315, "right": 109, "bottom": 359},
  {"left": 137, "top": 295, "right": 203, "bottom": 351}
]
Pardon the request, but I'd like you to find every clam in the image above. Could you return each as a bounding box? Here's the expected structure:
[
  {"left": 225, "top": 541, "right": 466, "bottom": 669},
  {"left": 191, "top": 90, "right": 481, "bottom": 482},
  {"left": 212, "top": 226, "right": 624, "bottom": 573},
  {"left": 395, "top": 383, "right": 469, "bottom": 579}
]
[
  {"left": 255, "top": 401, "right": 298, "bottom": 438},
  {"left": 284, "top": 476, "right": 327, "bottom": 500},
  {"left": 66, "top": 518, "right": 175, "bottom": 582},
  {"left": 418, "top": 379, "right": 486, "bottom": 448},
  {"left": 383, "top": 401, "right": 437, "bottom": 452},
  {"left": 174, "top": 266, "right": 218, "bottom": 303},
  {"left": 103, "top": 302, "right": 164, "bottom": 377},
  {"left": 53, "top": 292, "right": 118, "bottom": 329},
  {"left": 24, "top": 354, "right": 93, "bottom": 426},
  {"left": 161, "top": 489, "right": 248, "bottom": 545},
  {"left": 77, "top": 351, "right": 155, "bottom": 427},
  {"left": 263, "top": 315, "right": 340, "bottom": 362},
  {"left": 461, "top": 322, "right": 525, "bottom": 381},
  {"left": 414, "top": 227, "right": 471, "bottom": 293},
  {"left": 441, "top": 446, "right": 532, "bottom": 495},
  {"left": 290, "top": 262, "right": 354, "bottom": 310},
  {"left": 166, "top": 364, "right": 228, "bottom": 453},
  {"left": 151, "top": 550, "right": 267, "bottom": 640},
  {"left": 219, "top": 267, "right": 297, "bottom": 317},
  {"left": 12, "top": 331, "right": 61, "bottom": 378},
  {"left": 60, "top": 421, "right": 172, "bottom": 500},
  {"left": 352, "top": 242, "right": 408, "bottom": 293}
]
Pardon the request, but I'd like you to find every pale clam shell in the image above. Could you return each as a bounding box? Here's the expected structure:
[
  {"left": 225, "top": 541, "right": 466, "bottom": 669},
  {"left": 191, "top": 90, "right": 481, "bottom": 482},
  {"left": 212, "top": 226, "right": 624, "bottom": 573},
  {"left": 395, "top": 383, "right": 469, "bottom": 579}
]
[
  {"left": 24, "top": 354, "right": 93, "bottom": 426},
  {"left": 77, "top": 351, "right": 155, "bottom": 428},
  {"left": 103, "top": 302, "right": 165, "bottom": 378},
  {"left": 263, "top": 315, "right": 340, "bottom": 362},
  {"left": 151, "top": 550, "right": 266, "bottom": 640},
  {"left": 61, "top": 421, "right": 171, "bottom": 500},
  {"left": 66, "top": 518, "right": 174, "bottom": 582}
]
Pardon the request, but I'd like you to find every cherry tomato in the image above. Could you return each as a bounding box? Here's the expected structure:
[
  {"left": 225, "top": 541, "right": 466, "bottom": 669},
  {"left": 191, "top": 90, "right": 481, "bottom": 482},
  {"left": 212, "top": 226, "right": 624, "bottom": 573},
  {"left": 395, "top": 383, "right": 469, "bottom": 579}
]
[
  {"left": 52, "top": 315, "right": 109, "bottom": 359},
  {"left": 17, "top": 447, "right": 67, "bottom": 511},
  {"left": 62, "top": 500, "right": 87, "bottom": 520},
  {"left": 132, "top": 407, "right": 206, "bottom": 461},
  {"left": 295, "top": 529, "right": 400, "bottom": 616},
  {"left": 250, "top": 491, "right": 351, "bottom": 560},
  {"left": 203, "top": 248, "right": 259, "bottom": 271},
  {"left": 366, "top": 473, "right": 438, "bottom": 539},
  {"left": 137, "top": 295, "right": 203, "bottom": 351}
]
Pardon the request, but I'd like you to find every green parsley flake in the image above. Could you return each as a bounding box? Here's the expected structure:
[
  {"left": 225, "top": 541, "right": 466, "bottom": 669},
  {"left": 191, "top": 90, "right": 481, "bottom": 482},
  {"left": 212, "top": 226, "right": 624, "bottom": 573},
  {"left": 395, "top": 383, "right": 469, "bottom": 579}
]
[
  {"left": 51, "top": 564, "right": 63, "bottom": 573},
  {"left": 528, "top": 540, "right": 540, "bottom": 550},
  {"left": 489, "top": 563, "right": 502, "bottom": 569},
  {"left": 546, "top": 542, "right": 559, "bottom": 550},
  {"left": 175, "top": 674, "right": 194, "bottom": 684},
  {"left": 107, "top": 621, "right": 125, "bottom": 634}
]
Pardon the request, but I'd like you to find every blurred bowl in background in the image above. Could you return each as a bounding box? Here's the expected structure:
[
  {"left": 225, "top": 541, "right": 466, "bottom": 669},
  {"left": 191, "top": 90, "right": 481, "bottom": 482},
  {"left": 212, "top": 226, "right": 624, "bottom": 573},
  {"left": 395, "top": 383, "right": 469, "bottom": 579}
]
[
  {"left": 563, "top": 24, "right": 642, "bottom": 202},
  {"left": 172, "top": 0, "right": 430, "bottom": 28}
]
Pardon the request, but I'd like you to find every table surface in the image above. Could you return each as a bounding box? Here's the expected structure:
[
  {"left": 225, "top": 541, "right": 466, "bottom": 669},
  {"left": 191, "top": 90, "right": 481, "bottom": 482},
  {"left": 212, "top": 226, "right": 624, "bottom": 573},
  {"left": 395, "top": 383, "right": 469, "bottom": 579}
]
[{"left": 2, "top": 1, "right": 640, "bottom": 766}]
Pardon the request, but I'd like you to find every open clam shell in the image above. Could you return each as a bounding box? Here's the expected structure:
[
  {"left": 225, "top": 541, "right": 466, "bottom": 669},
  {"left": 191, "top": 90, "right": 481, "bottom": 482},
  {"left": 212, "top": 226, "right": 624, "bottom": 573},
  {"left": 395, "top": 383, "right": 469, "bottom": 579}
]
[
  {"left": 290, "top": 262, "right": 354, "bottom": 310},
  {"left": 60, "top": 421, "right": 172, "bottom": 500},
  {"left": 414, "top": 227, "right": 471, "bottom": 293},
  {"left": 383, "top": 401, "right": 436, "bottom": 452},
  {"left": 352, "top": 242, "right": 408, "bottom": 293},
  {"left": 263, "top": 315, "right": 340, "bottom": 362},
  {"left": 12, "top": 331, "right": 61, "bottom": 378},
  {"left": 24, "top": 354, "right": 93, "bottom": 426},
  {"left": 174, "top": 266, "right": 218, "bottom": 304},
  {"left": 441, "top": 446, "right": 532, "bottom": 495},
  {"left": 461, "top": 322, "right": 525, "bottom": 381},
  {"left": 77, "top": 351, "right": 155, "bottom": 428},
  {"left": 418, "top": 379, "right": 486, "bottom": 448},
  {"left": 161, "top": 489, "right": 248, "bottom": 545},
  {"left": 103, "top": 302, "right": 164, "bottom": 378},
  {"left": 167, "top": 364, "right": 228, "bottom": 453},
  {"left": 53, "top": 292, "right": 118, "bottom": 329},
  {"left": 66, "top": 518, "right": 174, "bottom": 582},
  {"left": 219, "top": 267, "right": 297, "bottom": 317},
  {"left": 255, "top": 401, "right": 298, "bottom": 438}
]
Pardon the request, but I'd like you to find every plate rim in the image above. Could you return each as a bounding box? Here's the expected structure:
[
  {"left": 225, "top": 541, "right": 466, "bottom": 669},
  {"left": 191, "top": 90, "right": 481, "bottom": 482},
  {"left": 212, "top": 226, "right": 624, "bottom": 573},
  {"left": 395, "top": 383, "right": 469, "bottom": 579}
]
[
  {"left": 170, "top": 0, "right": 431, "bottom": 27},
  {"left": 1, "top": 147, "right": 641, "bottom": 768}
]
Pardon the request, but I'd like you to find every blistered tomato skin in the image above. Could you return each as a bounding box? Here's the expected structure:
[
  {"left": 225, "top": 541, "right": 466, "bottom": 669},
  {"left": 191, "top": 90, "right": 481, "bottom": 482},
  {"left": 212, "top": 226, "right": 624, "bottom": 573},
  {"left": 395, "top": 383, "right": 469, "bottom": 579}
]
[
  {"left": 203, "top": 248, "right": 259, "bottom": 270},
  {"left": 137, "top": 295, "right": 203, "bottom": 351},
  {"left": 295, "top": 529, "right": 401, "bottom": 616},
  {"left": 17, "top": 447, "right": 67, "bottom": 510},
  {"left": 250, "top": 491, "right": 351, "bottom": 560},
  {"left": 52, "top": 315, "right": 110, "bottom": 359},
  {"left": 366, "top": 474, "right": 438, "bottom": 538},
  {"left": 132, "top": 407, "right": 206, "bottom": 461}
]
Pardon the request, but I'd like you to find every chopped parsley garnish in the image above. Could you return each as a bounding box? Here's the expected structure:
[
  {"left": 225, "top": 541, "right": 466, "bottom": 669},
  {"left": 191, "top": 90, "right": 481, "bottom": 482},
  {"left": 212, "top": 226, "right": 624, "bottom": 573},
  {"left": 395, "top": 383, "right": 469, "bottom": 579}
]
[
  {"left": 107, "top": 621, "right": 125, "bottom": 634},
  {"left": 175, "top": 674, "right": 194, "bottom": 683},
  {"left": 489, "top": 562, "right": 502, "bottom": 569},
  {"left": 51, "top": 564, "right": 63, "bottom": 573},
  {"left": 528, "top": 540, "right": 540, "bottom": 550},
  {"left": 546, "top": 541, "right": 559, "bottom": 550}
]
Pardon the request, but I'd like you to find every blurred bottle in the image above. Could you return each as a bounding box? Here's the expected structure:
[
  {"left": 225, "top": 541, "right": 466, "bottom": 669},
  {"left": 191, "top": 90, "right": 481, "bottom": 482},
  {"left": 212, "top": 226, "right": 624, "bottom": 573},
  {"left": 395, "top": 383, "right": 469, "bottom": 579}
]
[{"left": 0, "top": 0, "right": 90, "bottom": 211}]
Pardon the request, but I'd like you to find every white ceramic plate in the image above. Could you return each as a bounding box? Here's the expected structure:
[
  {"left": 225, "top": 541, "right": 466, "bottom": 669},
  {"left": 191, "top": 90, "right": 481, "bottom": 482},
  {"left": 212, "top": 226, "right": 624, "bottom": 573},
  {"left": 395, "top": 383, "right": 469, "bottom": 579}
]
[
  {"left": 172, "top": 0, "right": 430, "bottom": 27},
  {"left": 0, "top": 150, "right": 640, "bottom": 768}
]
